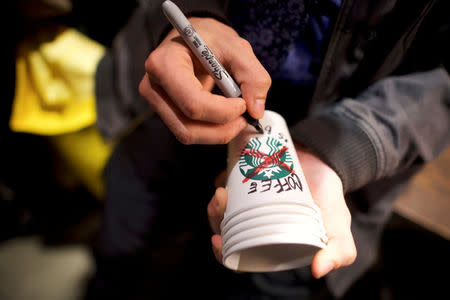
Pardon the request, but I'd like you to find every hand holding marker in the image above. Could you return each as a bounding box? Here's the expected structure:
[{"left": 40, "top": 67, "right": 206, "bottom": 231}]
[{"left": 162, "top": 0, "right": 264, "bottom": 134}]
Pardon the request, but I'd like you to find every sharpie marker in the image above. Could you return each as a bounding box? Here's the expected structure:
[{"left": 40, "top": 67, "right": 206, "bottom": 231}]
[{"left": 162, "top": 0, "right": 264, "bottom": 134}]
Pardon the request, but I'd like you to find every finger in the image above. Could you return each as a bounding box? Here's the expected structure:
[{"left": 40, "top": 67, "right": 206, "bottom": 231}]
[
  {"left": 139, "top": 74, "right": 247, "bottom": 144},
  {"left": 207, "top": 194, "right": 221, "bottom": 234},
  {"left": 139, "top": 72, "right": 186, "bottom": 134},
  {"left": 176, "top": 116, "right": 247, "bottom": 145},
  {"left": 223, "top": 38, "right": 271, "bottom": 119},
  {"left": 214, "top": 187, "right": 228, "bottom": 217},
  {"left": 197, "top": 73, "right": 216, "bottom": 91},
  {"left": 145, "top": 47, "right": 246, "bottom": 124},
  {"left": 214, "top": 170, "right": 228, "bottom": 188},
  {"left": 207, "top": 187, "right": 228, "bottom": 233},
  {"left": 211, "top": 234, "right": 223, "bottom": 263},
  {"left": 311, "top": 199, "right": 356, "bottom": 278},
  {"left": 311, "top": 229, "right": 357, "bottom": 279}
]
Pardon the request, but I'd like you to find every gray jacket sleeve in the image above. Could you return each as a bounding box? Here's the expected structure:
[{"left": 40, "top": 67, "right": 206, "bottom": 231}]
[{"left": 290, "top": 67, "right": 450, "bottom": 192}]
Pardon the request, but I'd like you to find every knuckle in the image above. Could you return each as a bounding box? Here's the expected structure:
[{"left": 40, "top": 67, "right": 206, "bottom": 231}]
[
  {"left": 263, "top": 71, "right": 272, "bottom": 86},
  {"left": 238, "top": 37, "right": 253, "bottom": 51},
  {"left": 138, "top": 76, "right": 158, "bottom": 106},
  {"left": 138, "top": 77, "right": 148, "bottom": 98},
  {"left": 182, "top": 99, "right": 203, "bottom": 120},
  {"left": 342, "top": 242, "right": 357, "bottom": 266},
  {"left": 145, "top": 50, "right": 162, "bottom": 75},
  {"left": 220, "top": 125, "right": 240, "bottom": 144},
  {"left": 348, "top": 247, "right": 358, "bottom": 265},
  {"left": 256, "top": 70, "right": 272, "bottom": 89},
  {"left": 343, "top": 208, "right": 352, "bottom": 227},
  {"left": 175, "top": 129, "right": 194, "bottom": 145},
  {"left": 219, "top": 133, "right": 233, "bottom": 145}
]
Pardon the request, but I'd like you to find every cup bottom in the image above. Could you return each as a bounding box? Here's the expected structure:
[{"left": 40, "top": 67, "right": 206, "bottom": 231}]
[{"left": 223, "top": 233, "right": 325, "bottom": 272}]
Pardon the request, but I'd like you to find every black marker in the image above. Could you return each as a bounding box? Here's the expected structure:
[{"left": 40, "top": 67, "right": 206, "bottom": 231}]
[{"left": 162, "top": 0, "right": 264, "bottom": 134}]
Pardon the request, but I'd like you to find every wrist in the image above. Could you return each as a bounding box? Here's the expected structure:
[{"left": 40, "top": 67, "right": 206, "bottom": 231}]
[
  {"left": 290, "top": 114, "right": 377, "bottom": 193},
  {"left": 294, "top": 142, "right": 344, "bottom": 193}
]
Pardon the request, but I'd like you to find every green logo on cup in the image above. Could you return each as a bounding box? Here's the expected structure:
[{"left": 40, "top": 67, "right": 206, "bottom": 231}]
[{"left": 239, "top": 137, "right": 295, "bottom": 183}]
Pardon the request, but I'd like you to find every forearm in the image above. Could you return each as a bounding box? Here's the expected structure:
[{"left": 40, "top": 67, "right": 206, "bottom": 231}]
[{"left": 291, "top": 67, "right": 450, "bottom": 192}]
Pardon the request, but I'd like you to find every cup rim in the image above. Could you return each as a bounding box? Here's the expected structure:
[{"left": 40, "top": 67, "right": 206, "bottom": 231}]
[
  {"left": 221, "top": 201, "right": 322, "bottom": 231},
  {"left": 222, "top": 223, "right": 328, "bottom": 254},
  {"left": 222, "top": 232, "right": 326, "bottom": 272},
  {"left": 221, "top": 212, "right": 326, "bottom": 239}
]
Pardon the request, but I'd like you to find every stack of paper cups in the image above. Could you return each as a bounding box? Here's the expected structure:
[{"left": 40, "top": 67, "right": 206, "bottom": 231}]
[{"left": 221, "top": 110, "right": 328, "bottom": 272}]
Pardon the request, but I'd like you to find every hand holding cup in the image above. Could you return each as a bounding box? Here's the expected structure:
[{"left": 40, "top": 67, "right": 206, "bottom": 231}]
[{"left": 208, "top": 111, "right": 356, "bottom": 277}]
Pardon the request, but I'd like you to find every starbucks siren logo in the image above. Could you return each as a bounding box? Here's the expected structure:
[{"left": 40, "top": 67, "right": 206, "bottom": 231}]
[{"left": 239, "top": 136, "right": 295, "bottom": 183}]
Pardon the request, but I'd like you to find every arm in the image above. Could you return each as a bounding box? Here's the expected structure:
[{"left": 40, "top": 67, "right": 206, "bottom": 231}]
[{"left": 290, "top": 67, "right": 450, "bottom": 193}]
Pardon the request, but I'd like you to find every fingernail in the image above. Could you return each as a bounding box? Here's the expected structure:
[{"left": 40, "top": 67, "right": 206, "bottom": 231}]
[
  {"left": 254, "top": 99, "right": 265, "bottom": 118},
  {"left": 317, "top": 261, "right": 335, "bottom": 278}
]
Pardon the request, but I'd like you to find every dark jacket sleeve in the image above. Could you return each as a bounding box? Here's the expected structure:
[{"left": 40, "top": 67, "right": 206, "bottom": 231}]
[{"left": 290, "top": 67, "right": 450, "bottom": 192}]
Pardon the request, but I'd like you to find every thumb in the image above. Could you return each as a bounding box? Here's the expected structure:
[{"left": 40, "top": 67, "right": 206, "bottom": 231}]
[
  {"left": 311, "top": 232, "right": 357, "bottom": 279},
  {"left": 223, "top": 39, "right": 271, "bottom": 119},
  {"left": 240, "top": 74, "right": 270, "bottom": 120}
]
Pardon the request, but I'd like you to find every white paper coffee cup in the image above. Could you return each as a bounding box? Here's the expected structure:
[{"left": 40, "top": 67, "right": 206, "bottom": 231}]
[{"left": 221, "top": 110, "right": 328, "bottom": 272}]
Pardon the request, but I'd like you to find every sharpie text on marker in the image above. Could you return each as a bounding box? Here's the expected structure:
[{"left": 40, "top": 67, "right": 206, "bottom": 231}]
[{"left": 201, "top": 46, "right": 229, "bottom": 81}]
